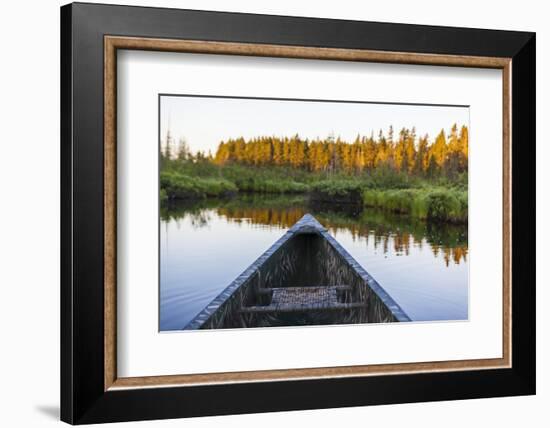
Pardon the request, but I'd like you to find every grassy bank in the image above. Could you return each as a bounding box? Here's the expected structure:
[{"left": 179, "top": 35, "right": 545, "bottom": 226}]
[
  {"left": 160, "top": 162, "right": 467, "bottom": 223},
  {"left": 163, "top": 163, "right": 311, "bottom": 195},
  {"left": 310, "top": 180, "right": 363, "bottom": 204},
  {"left": 160, "top": 170, "right": 237, "bottom": 201},
  {"left": 362, "top": 188, "right": 467, "bottom": 223}
]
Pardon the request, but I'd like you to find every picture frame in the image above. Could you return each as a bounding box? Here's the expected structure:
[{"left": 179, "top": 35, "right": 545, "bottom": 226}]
[{"left": 61, "top": 2, "right": 535, "bottom": 424}]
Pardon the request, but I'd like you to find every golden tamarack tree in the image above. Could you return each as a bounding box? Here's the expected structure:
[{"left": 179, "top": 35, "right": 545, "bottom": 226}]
[{"left": 213, "top": 124, "right": 468, "bottom": 177}]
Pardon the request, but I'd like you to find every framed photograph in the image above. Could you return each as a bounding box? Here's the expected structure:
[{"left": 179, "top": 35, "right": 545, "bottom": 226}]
[{"left": 61, "top": 2, "right": 535, "bottom": 424}]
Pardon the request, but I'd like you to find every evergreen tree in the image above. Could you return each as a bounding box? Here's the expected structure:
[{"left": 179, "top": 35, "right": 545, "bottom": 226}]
[
  {"left": 427, "top": 154, "right": 438, "bottom": 178},
  {"left": 164, "top": 129, "right": 173, "bottom": 160},
  {"left": 414, "top": 134, "right": 429, "bottom": 175},
  {"left": 177, "top": 138, "right": 190, "bottom": 161},
  {"left": 207, "top": 124, "right": 467, "bottom": 180},
  {"left": 431, "top": 129, "right": 448, "bottom": 167},
  {"left": 459, "top": 125, "right": 469, "bottom": 171}
]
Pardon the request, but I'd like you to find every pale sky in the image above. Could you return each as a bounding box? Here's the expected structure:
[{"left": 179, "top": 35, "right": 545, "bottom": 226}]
[{"left": 160, "top": 95, "right": 469, "bottom": 155}]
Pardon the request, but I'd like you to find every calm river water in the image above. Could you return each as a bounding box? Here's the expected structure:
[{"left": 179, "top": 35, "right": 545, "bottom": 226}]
[{"left": 160, "top": 195, "right": 468, "bottom": 331}]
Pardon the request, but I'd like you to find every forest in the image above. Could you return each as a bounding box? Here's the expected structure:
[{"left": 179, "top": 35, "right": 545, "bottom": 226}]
[
  {"left": 160, "top": 124, "right": 469, "bottom": 223},
  {"left": 213, "top": 125, "right": 468, "bottom": 177}
]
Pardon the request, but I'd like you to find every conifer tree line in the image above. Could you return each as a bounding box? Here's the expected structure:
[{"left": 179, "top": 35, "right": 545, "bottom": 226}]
[{"left": 210, "top": 124, "right": 468, "bottom": 178}]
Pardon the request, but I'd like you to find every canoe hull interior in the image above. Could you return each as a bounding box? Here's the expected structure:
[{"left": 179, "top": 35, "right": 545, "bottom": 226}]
[{"left": 184, "top": 215, "right": 409, "bottom": 330}]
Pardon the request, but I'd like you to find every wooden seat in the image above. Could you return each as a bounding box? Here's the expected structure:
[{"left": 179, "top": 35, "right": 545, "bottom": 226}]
[{"left": 241, "top": 286, "right": 365, "bottom": 313}]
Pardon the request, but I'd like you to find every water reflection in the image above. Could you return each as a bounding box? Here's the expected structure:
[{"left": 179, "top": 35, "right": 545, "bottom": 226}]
[
  {"left": 161, "top": 195, "right": 468, "bottom": 268},
  {"left": 160, "top": 194, "right": 469, "bottom": 330}
]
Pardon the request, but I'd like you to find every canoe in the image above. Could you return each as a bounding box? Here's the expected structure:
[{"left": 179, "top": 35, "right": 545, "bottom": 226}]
[{"left": 184, "top": 214, "right": 410, "bottom": 330}]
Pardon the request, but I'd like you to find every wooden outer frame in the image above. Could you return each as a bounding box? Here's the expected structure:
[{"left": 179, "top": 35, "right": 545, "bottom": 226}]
[
  {"left": 62, "top": 2, "right": 535, "bottom": 424},
  {"left": 104, "top": 36, "right": 512, "bottom": 391}
]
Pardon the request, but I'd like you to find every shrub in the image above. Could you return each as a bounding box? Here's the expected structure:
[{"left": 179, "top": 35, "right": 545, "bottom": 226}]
[
  {"left": 425, "top": 190, "right": 467, "bottom": 222},
  {"left": 362, "top": 188, "right": 467, "bottom": 223},
  {"left": 160, "top": 171, "right": 237, "bottom": 200},
  {"left": 160, "top": 188, "right": 168, "bottom": 203},
  {"left": 310, "top": 181, "right": 363, "bottom": 204}
]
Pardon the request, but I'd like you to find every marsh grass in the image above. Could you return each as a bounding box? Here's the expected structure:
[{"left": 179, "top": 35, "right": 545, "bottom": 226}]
[
  {"left": 160, "top": 162, "right": 467, "bottom": 223},
  {"left": 310, "top": 180, "right": 363, "bottom": 204},
  {"left": 160, "top": 170, "right": 237, "bottom": 199},
  {"left": 363, "top": 188, "right": 467, "bottom": 223}
]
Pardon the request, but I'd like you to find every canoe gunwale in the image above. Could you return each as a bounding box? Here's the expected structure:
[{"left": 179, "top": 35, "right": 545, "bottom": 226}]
[{"left": 184, "top": 214, "right": 410, "bottom": 330}]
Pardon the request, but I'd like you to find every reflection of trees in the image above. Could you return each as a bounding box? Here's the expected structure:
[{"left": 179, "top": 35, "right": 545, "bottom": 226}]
[
  {"left": 218, "top": 195, "right": 308, "bottom": 229},
  {"left": 306, "top": 206, "right": 468, "bottom": 265},
  {"left": 160, "top": 202, "right": 212, "bottom": 229},
  {"left": 219, "top": 206, "right": 305, "bottom": 229},
  {"left": 162, "top": 195, "right": 468, "bottom": 266}
]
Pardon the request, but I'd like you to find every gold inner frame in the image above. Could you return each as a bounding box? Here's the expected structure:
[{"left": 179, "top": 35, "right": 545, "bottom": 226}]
[{"left": 104, "top": 35, "right": 512, "bottom": 391}]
